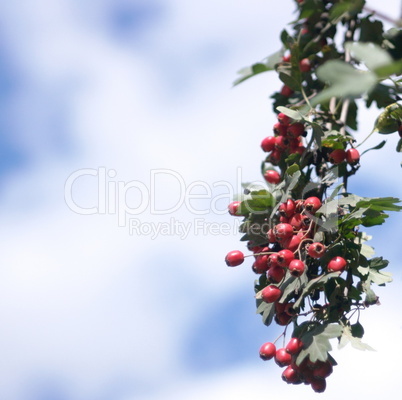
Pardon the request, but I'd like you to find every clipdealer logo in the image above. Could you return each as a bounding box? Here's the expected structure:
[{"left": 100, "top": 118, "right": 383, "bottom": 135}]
[{"left": 64, "top": 167, "right": 248, "bottom": 236}]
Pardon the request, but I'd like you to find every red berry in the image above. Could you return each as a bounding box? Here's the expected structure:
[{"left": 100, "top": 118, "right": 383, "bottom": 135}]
[
  {"left": 269, "top": 149, "right": 282, "bottom": 165},
  {"left": 267, "top": 229, "right": 277, "bottom": 243},
  {"left": 280, "top": 85, "right": 294, "bottom": 97},
  {"left": 311, "top": 377, "right": 326, "bottom": 393},
  {"left": 275, "top": 311, "right": 293, "bottom": 326},
  {"left": 261, "top": 285, "right": 282, "bottom": 303},
  {"left": 329, "top": 148, "right": 346, "bottom": 164},
  {"left": 295, "top": 145, "right": 306, "bottom": 155},
  {"left": 299, "top": 58, "right": 311, "bottom": 72},
  {"left": 281, "top": 234, "right": 301, "bottom": 252},
  {"left": 304, "top": 196, "right": 322, "bottom": 213},
  {"left": 264, "top": 170, "right": 281, "bottom": 184},
  {"left": 286, "top": 337, "right": 303, "bottom": 355},
  {"left": 289, "top": 213, "right": 304, "bottom": 229},
  {"left": 225, "top": 250, "right": 244, "bottom": 267},
  {"left": 275, "top": 348, "right": 292, "bottom": 367},
  {"left": 259, "top": 342, "right": 276, "bottom": 361},
  {"left": 282, "top": 54, "right": 291, "bottom": 63},
  {"left": 286, "top": 199, "right": 296, "bottom": 217},
  {"left": 268, "top": 253, "right": 280, "bottom": 268},
  {"left": 228, "top": 201, "right": 241, "bottom": 216},
  {"left": 287, "top": 123, "right": 305, "bottom": 138},
  {"left": 307, "top": 242, "right": 326, "bottom": 258},
  {"left": 275, "top": 136, "right": 289, "bottom": 150},
  {"left": 252, "top": 255, "right": 269, "bottom": 274},
  {"left": 328, "top": 256, "right": 347, "bottom": 272},
  {"left": 274, "top": 223, "right": 294, "bottom": 240},
  {"left": 288, "top": 259, "right": 305, "bottom": 277},
  {"left": 277, "top": 112, "right": 291, "bottom": 126},
  {"left": 273, "top": 122, "right": 287, "bottom": 136},
  {"left": 267, "top": 266, "right": 286, "bottom": 283},
  {"left": 261, "top": 136, "right": 276, "bottom": 152},
  {"left": 346, "top": 148, "right": 360, "bottom": 165},
  {"left": 277, "top": 249, "right": 295, "bottom": 267},
  {"left": 313, "top": 361, "right": 333, "bottom": 379},
  {"left": 282, "top": 366, "right": 301, "bottom": 384}
]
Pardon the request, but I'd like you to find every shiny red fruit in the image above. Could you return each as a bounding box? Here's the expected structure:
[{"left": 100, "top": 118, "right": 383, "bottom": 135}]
[
  {"left": 275, "top": 348, "right": 292, "bottom": 367},
  {"left": 286, "top": 338, "right": 303, "bottom": 355},
  {"left": 304, "top": 196, "right": 322, "bottom": 213},
  {"left": 277, "top": 249, "right": 295, "bottom": 267},
  {"left": 267, "top": 266, "right": 286, "bottom": 283},
  {"left": 225, "top": 250, "right": 244, "bottom": 267},
  {"left": 228, "top": 201, "right": 241, "bottom": 216},
  {"left": 280, "top": 85, "right": 294, "bottom": 97},
  {"left": 282, "top": 366, "right": 301, "bottom": 384},
  {"left": 282, "top": 54, "right": 291, "bottom": 63},
  {"left": 328, "top": 256, "right": 347, "bottom": 272},
  {"left": 287, "top": 123, "right": 305, "bottom": 138},
  {"left": 274, "top": 223, "right": 294, "bottom": 240},
  {"left": 261, "top": 285, "right": 282, "bottom": 303},
  {"left": 299, "top": 58, "right": 311, "bottom": 72},
  {"left": 346, "top": 148, "right": 360, "bottom": 165},
  {"left": 329, "top": 148, "right": 346, "bottom": 164},
  {"left": 264, "top": 170, "right": 281, "bottom": 184},
  {"left": 307, "top": 242, "right": 326, "bottom": 258},
  {"left": 259, "top": 342, "right": 276, "bottom": 361},
  {"left": 261, "top": 136, "right": 276, "bottom": 152},
  {"left": 273, "top": 122, "right": 287, "bottom": 136},
  {"left": 281, "top": 235, "right": 301, "bottom": 252},
  {"left": 275, "top": 311, "right": 293, "bottom": 326},
  {"left": 277, "top": 112, "right": 291, "bottom": 126},
  {"left": 288, "top": 259, "right": 305, "bottom": 277},
  {"left": 311, "top": 377, "right": 326, "bottom": 393},
  {"left": 252, "top": 255, "right": 269, "bottom": 274}
]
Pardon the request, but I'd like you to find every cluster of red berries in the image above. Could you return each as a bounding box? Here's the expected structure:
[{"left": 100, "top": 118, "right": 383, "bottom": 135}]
[
  {"left": 261, "top": 112, "right": 306, "bottom": 177},
  {"left": 259, "top": 338, "right": 334, "bottom": 392}
]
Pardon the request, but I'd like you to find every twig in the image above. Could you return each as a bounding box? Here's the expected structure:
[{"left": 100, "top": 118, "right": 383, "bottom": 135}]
[{"left": 363, "top": 5, "right": 402, "bottom": 27}]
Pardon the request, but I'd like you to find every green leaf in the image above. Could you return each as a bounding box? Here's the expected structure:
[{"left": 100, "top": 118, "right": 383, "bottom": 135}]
[
  {"left": 329, "top": 0, "right": 365, "bottom": 21},
  {"left": 293, "top": 272, "right": 341, "bottom": 309},
  {"left": 278, "top": 71, "right": 300, "bottom": 92},
  {"left": 345, "top": 42, "right": 393, "bottom": 72},
  {"left": 360, "top": 140, "right": 386, "bottom": 156},
  {"left": 365, "top": 83, "right": 399, "bottom": 108},
  {"left": 311, "top": 61, "right": 377, "bottom": 107},
  {"left": 233, "top": 49, "right": 283, "bottom": 86},
  {"left": 296, "top": 322, "right": 343, "bottom": 365},
  {"left": 339, "top": 325, "right": 375, "bottom": 351},
  {"left": 276, "top": 106, "right": 304, "bottom": 121},
  {"left": 238, "top": 189, "right": 275, "bottom": 215},
  {"left": 373, "top": 103, "right": 402, "bottom": 134},
  {"left": 397, "top": 138, "right": 402, "bottom": 152},
  {"left": 359, "top": 17, "right": 384, "bottom": 44},
  {"left": 285, "top": 164, "right": 300, "bottom": 176},
  {"left": 310, "top": 122, "right": 324, "bottom": 148}
]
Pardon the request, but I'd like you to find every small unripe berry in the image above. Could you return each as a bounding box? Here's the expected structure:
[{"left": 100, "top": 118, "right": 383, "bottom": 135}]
[
  {"left": 264, "top": 170, "right": 281, "bottom": 184},
  {"left": 259, "top": 342, "right": 276, "bottom": 360},
  {"left": 225, "top": 250, "right": 244, "bottom": 267}
]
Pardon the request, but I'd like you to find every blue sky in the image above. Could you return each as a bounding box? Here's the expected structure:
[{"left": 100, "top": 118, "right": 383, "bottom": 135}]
[{"left": 0, "top": 1, "right": 401, "bottom": 399}]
